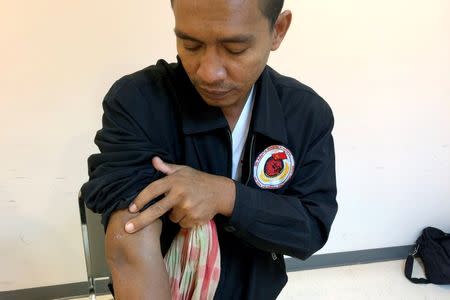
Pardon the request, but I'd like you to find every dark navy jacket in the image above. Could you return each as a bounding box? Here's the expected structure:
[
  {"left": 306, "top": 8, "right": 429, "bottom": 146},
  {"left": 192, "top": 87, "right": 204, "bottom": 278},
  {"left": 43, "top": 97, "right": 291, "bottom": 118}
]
[{"left": 80, "top": 58, "right": 337, "bottom": 299}]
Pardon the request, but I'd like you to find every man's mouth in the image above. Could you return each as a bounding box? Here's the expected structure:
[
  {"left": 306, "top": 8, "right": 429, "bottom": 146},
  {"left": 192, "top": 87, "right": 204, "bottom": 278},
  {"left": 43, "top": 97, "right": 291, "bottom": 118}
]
[{"left": 199, "top": 87, "right": 231, "bottom": 100}]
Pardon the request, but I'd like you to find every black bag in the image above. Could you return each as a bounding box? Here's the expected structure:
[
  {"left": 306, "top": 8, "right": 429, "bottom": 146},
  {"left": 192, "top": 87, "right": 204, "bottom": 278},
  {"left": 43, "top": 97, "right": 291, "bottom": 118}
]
[{"left": 404, "top": 227, "right": 450, "bottom": 284}]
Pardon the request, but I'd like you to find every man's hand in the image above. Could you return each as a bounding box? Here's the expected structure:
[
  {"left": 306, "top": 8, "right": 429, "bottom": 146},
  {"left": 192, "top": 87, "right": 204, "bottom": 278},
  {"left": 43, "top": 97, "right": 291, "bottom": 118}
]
[{"left": 124, "top": 156, "right": 236, "bottom": 233}]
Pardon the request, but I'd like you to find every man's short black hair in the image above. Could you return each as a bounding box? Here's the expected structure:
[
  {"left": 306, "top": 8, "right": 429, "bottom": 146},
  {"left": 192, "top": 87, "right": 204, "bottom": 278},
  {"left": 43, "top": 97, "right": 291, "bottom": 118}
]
[
  {"left": 258, "top": 0, "right": 284, "bottom": 27},
  {"left": 170, "top": 0, "right": 284, "bottom": 27}
]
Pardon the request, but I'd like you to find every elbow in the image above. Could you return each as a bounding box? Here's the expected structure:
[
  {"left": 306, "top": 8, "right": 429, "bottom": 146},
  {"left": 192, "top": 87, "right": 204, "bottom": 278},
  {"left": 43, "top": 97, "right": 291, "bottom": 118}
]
[
  {"left": 287, "top": 217, "right": 332, "bottom": 260},
  {"left": 105, "top": 209, "right": 163, "bottom": 269}
]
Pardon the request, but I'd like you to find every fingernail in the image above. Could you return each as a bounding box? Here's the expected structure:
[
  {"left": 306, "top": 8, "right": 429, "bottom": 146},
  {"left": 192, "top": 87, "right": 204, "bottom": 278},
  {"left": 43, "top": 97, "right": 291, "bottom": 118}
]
[
  {"left": 125, "top": 222, "right": 134, "bottom": 233},
  {"left": 129, "top": 203, "right": 137, "bottom": 212}
]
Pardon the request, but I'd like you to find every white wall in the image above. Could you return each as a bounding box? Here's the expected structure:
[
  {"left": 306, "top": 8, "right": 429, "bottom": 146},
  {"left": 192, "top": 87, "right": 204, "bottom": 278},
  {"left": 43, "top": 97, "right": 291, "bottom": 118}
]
[
  {"left": 0, "top": 0, "right": 449, "bottom": 291},
  {"left": 273, "top": 0, "right": 450, "bottom": 254}
]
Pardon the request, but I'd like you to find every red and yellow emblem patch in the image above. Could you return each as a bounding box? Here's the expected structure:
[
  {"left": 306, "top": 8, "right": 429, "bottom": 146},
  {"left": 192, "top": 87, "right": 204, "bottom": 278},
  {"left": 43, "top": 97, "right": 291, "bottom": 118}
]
[{"left": 253, "top": 145, "right": 295, "bottom": 189}]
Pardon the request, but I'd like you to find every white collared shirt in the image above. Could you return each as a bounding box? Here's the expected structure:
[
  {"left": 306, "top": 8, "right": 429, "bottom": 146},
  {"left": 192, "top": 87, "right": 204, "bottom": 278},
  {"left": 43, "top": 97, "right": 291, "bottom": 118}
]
[{"left": 231, "top": 86, "right": 255, "bottom": 181}]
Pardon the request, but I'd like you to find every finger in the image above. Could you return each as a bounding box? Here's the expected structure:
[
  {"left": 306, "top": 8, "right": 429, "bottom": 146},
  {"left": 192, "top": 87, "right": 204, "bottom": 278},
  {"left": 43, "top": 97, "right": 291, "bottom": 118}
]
[
  {"left": 168, "top": 209, "right": 184, "bottom": 224},
  {"left": 125, "top": 196, "right": 177, "bottom": 233},
  {"left": 152, "top": 156, "right": 184, "bottom": 175},
  {"left": 129, "top": 177, "right": 170, "bottom": 213},
  {"left": 179, "top": 216, "right": 195, "bottom": 229}
]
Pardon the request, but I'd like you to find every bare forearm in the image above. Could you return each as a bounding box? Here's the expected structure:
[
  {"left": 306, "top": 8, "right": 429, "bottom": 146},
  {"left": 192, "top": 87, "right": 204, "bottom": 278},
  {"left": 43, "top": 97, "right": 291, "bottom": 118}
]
[{"left": 110, "top": 250, "right": 170, "bottom": 300}]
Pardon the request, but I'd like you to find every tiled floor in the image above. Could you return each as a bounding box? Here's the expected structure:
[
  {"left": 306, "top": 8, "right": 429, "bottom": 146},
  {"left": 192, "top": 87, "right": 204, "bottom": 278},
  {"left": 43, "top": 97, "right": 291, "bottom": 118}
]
[
  {"left": 70, "top": 260, "right": 450, "bottom": 300},
  {"left": 278, "top": 260, "right": 450, "bottom": 300}
]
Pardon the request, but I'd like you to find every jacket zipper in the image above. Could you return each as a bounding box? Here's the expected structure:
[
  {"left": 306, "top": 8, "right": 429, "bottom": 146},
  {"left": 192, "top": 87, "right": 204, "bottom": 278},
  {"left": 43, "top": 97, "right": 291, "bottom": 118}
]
[
  {"left": 244, "top": 134, "right": 256, "bottom": 186},
  {"left": 226, "top": 129, "right": 232, "bottom": 178}
]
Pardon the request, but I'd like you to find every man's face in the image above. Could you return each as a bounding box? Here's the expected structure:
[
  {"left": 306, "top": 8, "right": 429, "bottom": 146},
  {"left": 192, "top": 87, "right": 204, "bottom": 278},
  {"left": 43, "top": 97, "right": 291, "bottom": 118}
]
[{"left": 172, "top": 0, "right": 275, "bottom": 110}]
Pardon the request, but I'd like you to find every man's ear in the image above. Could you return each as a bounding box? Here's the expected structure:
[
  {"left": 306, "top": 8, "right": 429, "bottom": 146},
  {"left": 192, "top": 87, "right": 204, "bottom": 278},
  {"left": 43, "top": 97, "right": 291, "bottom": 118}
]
[{"left": 271, "top": 10, "right": 292, "bottom": 51}]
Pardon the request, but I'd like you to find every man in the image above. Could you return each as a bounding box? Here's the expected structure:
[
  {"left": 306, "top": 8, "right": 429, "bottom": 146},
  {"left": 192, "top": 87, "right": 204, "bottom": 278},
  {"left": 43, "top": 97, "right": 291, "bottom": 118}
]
[{"left": 80, "top": 0, "right": 337, "bottom": 299}]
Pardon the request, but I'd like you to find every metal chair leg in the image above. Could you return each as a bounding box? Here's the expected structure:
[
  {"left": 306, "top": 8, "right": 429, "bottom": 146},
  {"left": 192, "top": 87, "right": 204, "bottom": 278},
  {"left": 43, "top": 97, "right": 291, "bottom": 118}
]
[{"left": 79, "top": 191, "right": 97, "bottom": 298}]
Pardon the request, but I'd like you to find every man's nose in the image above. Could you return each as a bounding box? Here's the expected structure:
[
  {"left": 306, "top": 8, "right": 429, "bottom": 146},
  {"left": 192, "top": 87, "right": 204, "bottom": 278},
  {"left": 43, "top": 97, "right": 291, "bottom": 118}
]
[{"left": 196, "top": 48, "right": 226, "bottom": 85}]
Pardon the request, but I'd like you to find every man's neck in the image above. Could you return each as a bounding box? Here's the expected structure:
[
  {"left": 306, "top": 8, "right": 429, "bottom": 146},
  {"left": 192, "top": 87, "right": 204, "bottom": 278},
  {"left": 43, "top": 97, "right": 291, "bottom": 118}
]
[
  {"left": 222, "top": 105, "right": 244, "bottom": 132},
  {"left": 221, "top": 86, "right": 254, "bottom": 131}
]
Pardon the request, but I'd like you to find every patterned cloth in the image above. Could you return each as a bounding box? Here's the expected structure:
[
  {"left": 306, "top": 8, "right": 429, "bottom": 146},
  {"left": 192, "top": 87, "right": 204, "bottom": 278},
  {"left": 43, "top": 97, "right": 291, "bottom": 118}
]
[{"left": 164, "top": 220, "right": 221, "bottom": 300}]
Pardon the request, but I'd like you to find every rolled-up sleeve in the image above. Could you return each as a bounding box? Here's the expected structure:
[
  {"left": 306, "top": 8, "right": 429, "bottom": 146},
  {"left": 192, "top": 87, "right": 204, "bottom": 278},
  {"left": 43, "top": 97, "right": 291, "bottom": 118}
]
[{"left": 80, "top": 76, "right": 175, "bottom": 227}]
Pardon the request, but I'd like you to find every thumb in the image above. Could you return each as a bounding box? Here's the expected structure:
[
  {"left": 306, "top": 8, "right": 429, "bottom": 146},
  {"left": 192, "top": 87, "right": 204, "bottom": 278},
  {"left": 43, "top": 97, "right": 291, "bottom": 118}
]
[{"left": 152, "top": 156, "right": 180, "bottom": 175}]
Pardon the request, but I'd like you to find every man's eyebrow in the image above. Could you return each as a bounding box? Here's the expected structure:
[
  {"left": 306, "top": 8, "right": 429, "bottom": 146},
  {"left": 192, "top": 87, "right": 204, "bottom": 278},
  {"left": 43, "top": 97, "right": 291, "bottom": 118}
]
[
  {"left": 219, "top": 34, "right": 254, "bottom": 44},
  {"left": 174, "top": 29, "right": 254, "bottom": 44},
  {"left": 174, "top": 29, "right": 202, "bottom": 43}
]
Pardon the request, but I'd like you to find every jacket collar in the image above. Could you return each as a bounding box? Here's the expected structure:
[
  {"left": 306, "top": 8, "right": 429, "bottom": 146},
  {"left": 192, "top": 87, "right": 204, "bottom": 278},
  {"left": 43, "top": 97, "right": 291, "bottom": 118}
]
[{"left": 176, "top": 60, "right": 288, "bottom": 144}]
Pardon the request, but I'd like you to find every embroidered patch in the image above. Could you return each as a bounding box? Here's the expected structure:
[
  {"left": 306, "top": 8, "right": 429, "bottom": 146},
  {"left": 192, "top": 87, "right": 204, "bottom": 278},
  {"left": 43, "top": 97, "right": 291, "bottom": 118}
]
[{"left": 253, "top": 145, "right": 295, "bottom": 189}]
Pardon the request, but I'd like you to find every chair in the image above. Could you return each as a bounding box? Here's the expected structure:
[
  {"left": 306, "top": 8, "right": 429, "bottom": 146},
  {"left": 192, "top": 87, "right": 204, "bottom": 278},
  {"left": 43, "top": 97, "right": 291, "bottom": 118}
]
[{"left": 78, "top": 191, "right": 110, "bottom": 299}]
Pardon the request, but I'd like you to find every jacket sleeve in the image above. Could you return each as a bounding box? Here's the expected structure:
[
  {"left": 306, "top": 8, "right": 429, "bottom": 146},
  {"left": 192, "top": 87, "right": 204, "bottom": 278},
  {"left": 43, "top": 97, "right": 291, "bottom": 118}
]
[
  {"left": 227, "top": 101, "right": 337, "bottom": 260},
  {"left": 79, "top": 76, "right": 175, "bottom": 228}
]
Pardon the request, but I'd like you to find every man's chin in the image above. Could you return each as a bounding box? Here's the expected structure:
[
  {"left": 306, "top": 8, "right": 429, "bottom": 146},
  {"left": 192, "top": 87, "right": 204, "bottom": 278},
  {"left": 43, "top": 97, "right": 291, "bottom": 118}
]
[
  {"left": 198, "top": 91, "right": 235, "bottom": 108},
  {"left": 201, "top": 96, "right": 230, "bottom": 108}
]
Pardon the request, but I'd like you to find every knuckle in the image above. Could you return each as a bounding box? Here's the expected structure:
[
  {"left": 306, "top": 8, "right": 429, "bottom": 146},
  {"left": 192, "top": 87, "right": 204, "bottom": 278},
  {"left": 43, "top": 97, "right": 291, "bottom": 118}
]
[
  {"left": 144, "top": 181, "right": 157, "bottom": 194},
  {"left": 154, "top": 203, "right": 166, "bottom": 215},
  {"left": 180, "top": 201, "right": 191, "bottom": 211},
  {"left": 172, "top": 187, "right": 186, "bottom": 199},
  {"left": 178, "top": 189, "right": 187, "bottom": 198}
]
